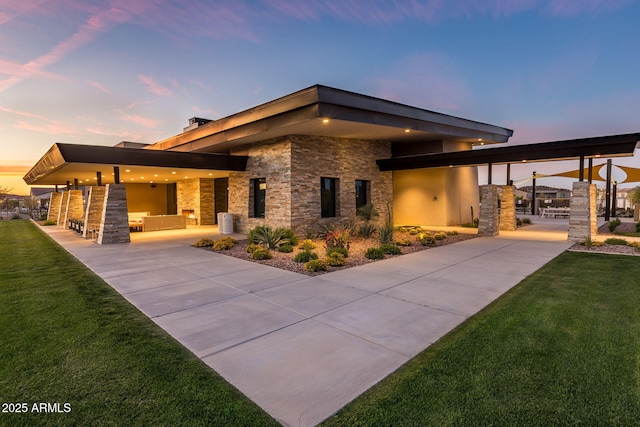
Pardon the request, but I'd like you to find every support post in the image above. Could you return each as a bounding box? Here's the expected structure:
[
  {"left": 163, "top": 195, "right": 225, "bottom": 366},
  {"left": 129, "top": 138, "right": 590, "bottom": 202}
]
[
  {"left": 579, "top": 155, "right": 584, "bottom": 181},
  {"left": 531, "top": 171, "right": 537, "bottom": 215},
  {"left": 487, "top": 162, "right": 492, "bottom": 185},
  {"left": 568, "top": 181, "right": 597, "bottom": 242},
  {"left": 114, "top": 166, "right": 120, "bottom": 184},
  {"left": 605, "top": 159, "right": 612, "bottom": 221},
  {"left": 588, "top": 158, "right": 593, "bottom": 183},
  {"left": 612, "top": 181, "right": 617, "bottom": 218},
  {"left": 478, "top": 184, "right": 499, "bottom": 236},
  {"left": 97, "top": 171, "right": 102, "bottom": 186},
  {"left": 499, "top": 185, "right": 517, "bottom": 231},
  {"left": 506, "top": 163, "right": 511, "bottom": 185}
]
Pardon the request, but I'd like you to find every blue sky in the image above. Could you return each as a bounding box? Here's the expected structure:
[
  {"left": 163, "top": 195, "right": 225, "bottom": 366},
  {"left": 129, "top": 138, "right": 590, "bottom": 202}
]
[{"left": 2, "top": 0, "right": 640, "bottom": 193}]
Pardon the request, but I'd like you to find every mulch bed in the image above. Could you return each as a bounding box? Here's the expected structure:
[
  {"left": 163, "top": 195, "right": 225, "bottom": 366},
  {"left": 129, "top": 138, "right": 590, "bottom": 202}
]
[{"left": 199, "top": 230, "right": 478, "bottom": 276}]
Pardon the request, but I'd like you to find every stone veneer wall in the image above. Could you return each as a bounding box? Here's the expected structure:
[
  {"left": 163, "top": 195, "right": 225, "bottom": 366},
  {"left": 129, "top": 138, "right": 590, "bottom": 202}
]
[
  {"left": 478, "top": 184, "right": 499, "bottom": 236},
  {"left": 83, "top": 186, "right": 106, "bottom": 239},
  {"left": 289, "top": 135, "right": 392, "bottom": 232},
  {"left": 57, "top": 191, "right": 69, "bottom": 225},
  {"left": 568, "top": 181, "right": 597, "bottom": 242},
  {"left": 499, "top": 186, "right": 517, "bottom": 231},
  {"left": 98, "top": 184, "right": 130, "bottom": 244},
  {"left": 63, "top": 190, "right": 84, "bottom": 229},
  {"left": 177, "top": 178, "right": 215, "bottom": 225},
  {"left": 229, "top": 139, "right": 292, "bottom": 232},
  {"left": 228, "top": 135, "right": 393, "bottom": 233},
  {"left": 48, "top": 192, "right": 62, "bottom": 222}
]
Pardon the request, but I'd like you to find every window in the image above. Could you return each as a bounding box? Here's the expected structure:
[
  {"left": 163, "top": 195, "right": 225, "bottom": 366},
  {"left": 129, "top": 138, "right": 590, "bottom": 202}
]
[
  {"left": 251, "top": 178, "right": 266, "bottom": 218},
  {"left": 321, "top": 177, "right": 337, "bottom": 218},
  {"left": 355, "top": 180, "right": 369, "bottom": 210}
]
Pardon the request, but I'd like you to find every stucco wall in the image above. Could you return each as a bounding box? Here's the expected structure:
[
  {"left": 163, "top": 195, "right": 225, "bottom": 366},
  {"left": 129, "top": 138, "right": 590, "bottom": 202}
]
[
  {"left": 393, "top": 166, "right": 479, "bottom": 226},
  {"left": 126, "top": 183, "right": 170, "bottom": 215}
]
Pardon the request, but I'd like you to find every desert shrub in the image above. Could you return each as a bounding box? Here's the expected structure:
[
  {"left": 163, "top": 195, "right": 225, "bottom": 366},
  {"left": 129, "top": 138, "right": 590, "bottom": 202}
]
[
  {"left": 213, "top": 237, "right": 235, "bottom": 251},
  {"left": 516, "top": 218, "right": 523, "bottom": 226},
  {"left": 628, "top": 241, "right": 640, "bottom": 251},
  {"left": 42, "top": 220, "right": 57, "bottom": 226},
  {"left": 604, "top": 237, "right": 628, "bottom": 245},
  {"left": 378, "top": 225, "right": 394, "bottom": 245},
  {"left": 380, "top": 243, "right": 402, "bottom": 255},
  {"left": 324, "top": 227, "right": 351, "bottom": 249},
  {"left": 304, "top": 259, "right": 329, "bottom": 272},
  {"left": 326, "top": 252, "right": 346, "bottom": 267},
  {"left": 298, "top": 239, "right": 316, "bottom": 251},
  {"left": 246, "top": 243, "right": 261, "bottom": 254},
  {"left": 434, "top": 233, "right": 447, "bottom": 240},
  {"left": 193, "top": 238, "right": 215, "bottom": 247},
  {"left": 364, "top": 247, "right": 385, "bottom": 260},
  {"left": 294, "top": 250, "right": 318, "bottom": 263},
  {"left": 581, "top": 236, "right": 601, "bottom": 247},
  {"left": 418, "top": 234, "right": 436, "bottom": 247},
  {"left": 11, "top": 214, "right": 20, "bottom": 220},
  {"left": 608, "top": 218, "right": 621, "bottom": 232},
  {"left": 248, "top": 225, "right": 290, "bottom": 249},
  {"left": 356, "top": 203, "right": 379, "bottom": 221},
  {"left": 277, "top": 244, "right": 294, "bottom": 253},
  {"left": 326, "top": 247, "right": 349, "bottom": 258},
  {"left": 394, "top": 238, "right": 412, "bottom": 246},
  {"left": 280, "top": 228, "right": 299, "bottom": 246},
  {"left": 636, "top": 222, "right": 640, "bottom": 233},
  {"left": 358, "top": 222, "right": 377, "bottom": 239},
  {"left": 409, "top": 229, "right": 419, "bottom": 235},
  {"left": 446, "top": 230, "right": 459, "bottom": 236},
  {"left": 251, "top": 247, "right": 272, "bottom": 260},
  {"left": 521, "top": 218, "right": 531, "bottom": 224}
]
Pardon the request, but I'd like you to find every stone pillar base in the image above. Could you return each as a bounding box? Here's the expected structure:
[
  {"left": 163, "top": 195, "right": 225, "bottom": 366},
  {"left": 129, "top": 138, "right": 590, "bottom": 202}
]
[
  {"left": 568, "top": 181, "right": 597, "bottom": 242},
  {"left": 48, "top": 192, "right": 62, "bottom": 222},
  {"left": 98, "top": 184, "right": 130, "bottom": 244},
  {"left": 499, "top": 185, "right": 517, "bottom": 231},
  {"left": 83, "top": 186, "right": 106, "bottom": 239},
  {"left": 478, "top": 184, "right": 499, "bottom": 236}
]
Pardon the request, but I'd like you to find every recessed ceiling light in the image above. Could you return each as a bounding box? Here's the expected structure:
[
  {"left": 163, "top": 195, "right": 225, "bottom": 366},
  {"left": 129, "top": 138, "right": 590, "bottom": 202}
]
[
  {"left": 404, "top": 129, "right": 410, "bottom": 133},
  {"left": 154, "top": 174, "right": 158, "bottom": 177},
  {"left": 125, "top": 169, "right": 131, "bottom": 172},
  {"left": 164, "top": 179, "right": 168, "bottom": 181},
  {"left": 171, "top": 171, "right": 176, "bottom": 174},
  {"left": 322, "top": 119, "right": 330, "bottom": 124},
  {"left": 522, "top": 159, "right": 527, "bottom": 163},
  {"left": 208, "top": 173, "right": 212, "bottom": 176},
  {"left": 130, "top": 178, "right": 134, "bottom": 181}
]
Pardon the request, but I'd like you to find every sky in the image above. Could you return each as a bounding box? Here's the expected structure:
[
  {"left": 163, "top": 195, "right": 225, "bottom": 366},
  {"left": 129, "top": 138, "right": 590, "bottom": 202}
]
[{"left": 1, "top": 0, "right": 640, "bottom": 195}]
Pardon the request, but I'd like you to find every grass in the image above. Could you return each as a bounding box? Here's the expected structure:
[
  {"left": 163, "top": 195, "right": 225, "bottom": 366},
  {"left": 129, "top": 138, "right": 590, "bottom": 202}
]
[
  {"left": 0, "top": 220, "right": 278, "bottom": 427},
  {"left": 323, "top": 251, "right": 640, "bottom": 426}
]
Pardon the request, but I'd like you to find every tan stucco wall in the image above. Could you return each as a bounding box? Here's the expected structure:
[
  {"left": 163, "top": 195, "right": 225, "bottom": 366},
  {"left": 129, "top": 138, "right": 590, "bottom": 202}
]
[
  {"left": 125, "top": 183, "right": 169, "bottom": 215},
  {"left": 393, "top": 166, "right": 479, "bottom": 226}
]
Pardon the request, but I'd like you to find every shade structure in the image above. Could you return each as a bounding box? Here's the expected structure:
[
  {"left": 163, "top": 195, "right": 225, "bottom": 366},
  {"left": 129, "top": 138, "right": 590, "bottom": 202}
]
[{"left": 549, "top": 164, "right": 607, "bottom": 181}]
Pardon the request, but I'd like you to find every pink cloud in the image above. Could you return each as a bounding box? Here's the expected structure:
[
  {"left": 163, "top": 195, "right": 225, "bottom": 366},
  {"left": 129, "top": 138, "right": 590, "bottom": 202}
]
[
  {"left": 89, "top": 80, "right": 110, "bottom": 93},
  {"left": 118, "top": 112, "right": 161, "bottom": 129},
  {"left": 15, "top": 120, "right": 76, "bottom": 135},
  {"left": 138, "top": 74, "right": 172, "bottom": 97}
]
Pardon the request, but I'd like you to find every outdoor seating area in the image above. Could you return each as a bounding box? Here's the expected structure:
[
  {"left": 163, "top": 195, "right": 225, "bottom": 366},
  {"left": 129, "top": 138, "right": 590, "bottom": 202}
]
[
  {"left": 68, "top": 218, "right": 84, "bottom": 234},
  {"left": 540, "top": 207, "right": 571, "bottom": 218}
]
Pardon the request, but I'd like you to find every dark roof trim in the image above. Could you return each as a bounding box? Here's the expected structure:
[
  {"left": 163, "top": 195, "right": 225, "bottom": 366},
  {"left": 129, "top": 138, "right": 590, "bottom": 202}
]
[
  {"left": 377, "top": 133, "right": 640, "bottom": 171},
  {"left": 150, "top": 85, "right": 513, "bottom": 152},
  {"left": 23, "top": 143, "right": 248, "bottom": 185}
]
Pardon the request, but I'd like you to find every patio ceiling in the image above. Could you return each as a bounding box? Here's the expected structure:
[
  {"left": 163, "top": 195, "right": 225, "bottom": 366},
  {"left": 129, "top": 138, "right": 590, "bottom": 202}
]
[
  {"left": 377, "top": 133, "right": 640, "bottom": 171},
  {"left": 23, "top": 143, "right": 248, "bottom": 186}
]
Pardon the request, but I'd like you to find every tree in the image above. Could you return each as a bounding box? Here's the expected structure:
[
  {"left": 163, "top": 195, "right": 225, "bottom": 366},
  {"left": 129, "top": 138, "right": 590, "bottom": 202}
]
[{"left": 629, "top": 186, "right": 640, "bottom": 205}]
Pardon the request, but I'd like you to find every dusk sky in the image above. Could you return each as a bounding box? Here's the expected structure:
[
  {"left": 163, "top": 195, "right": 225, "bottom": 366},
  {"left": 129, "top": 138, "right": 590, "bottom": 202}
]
[{"left": 2, "top": 0, "right": 640, "bottom": 194}]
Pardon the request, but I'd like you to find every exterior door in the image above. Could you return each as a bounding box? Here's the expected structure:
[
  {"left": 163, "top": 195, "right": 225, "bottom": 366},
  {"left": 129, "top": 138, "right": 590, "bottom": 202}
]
[{"left": 214, "top": 178, "right": 228, "bottom": 223}]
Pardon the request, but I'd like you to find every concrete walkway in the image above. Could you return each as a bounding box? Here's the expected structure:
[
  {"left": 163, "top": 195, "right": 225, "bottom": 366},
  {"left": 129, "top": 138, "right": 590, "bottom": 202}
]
[{"left": 40, "top": 220, "right": 573, "bottom": 427}]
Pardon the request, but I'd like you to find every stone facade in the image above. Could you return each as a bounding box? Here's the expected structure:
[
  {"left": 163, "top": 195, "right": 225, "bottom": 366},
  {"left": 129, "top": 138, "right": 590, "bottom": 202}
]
[
  {"left": 499, "top": 186, "right": 517, "bottom": 231},
  {"left": 48, "top": 192, "right": 62, "bottom": 222},
  {"left": 228, "top": 135, "right": 392, "bottom": 233},
  {"left": 568, "top": 181, "right": 597, "bottom": 242},
  {"left": 57, "top": 191, "right": 69, "bottom": 225},
  {"left": 62, "top": 190, "right": 84, "bottom": 229},
  {"left": 98, "top": 184, "right": 130, "bottom": 244},
  {"left": 83, "top": 186, "right": 106, "bottom": 239},
  {"left": 177, "top": 178, "right": 215, "bottom": 225},
  {"left": 478, "top": 184, "right": 499, "bottom": 236}
]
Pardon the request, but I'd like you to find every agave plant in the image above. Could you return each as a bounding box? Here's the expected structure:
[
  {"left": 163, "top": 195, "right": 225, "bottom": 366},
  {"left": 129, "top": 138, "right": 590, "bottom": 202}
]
[{"left": 248, "top": 225, "right": 290, "bottom": 249}]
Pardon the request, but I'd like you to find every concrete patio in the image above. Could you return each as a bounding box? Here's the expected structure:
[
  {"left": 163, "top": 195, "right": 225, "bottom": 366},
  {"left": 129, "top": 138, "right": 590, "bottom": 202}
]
[{"left": 40, "top": 219, "right": 573, "bottom": 427}]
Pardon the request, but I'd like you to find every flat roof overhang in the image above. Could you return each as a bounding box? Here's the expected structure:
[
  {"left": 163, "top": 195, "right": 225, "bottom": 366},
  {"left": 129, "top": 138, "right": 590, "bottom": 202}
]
[
  {"left": 376, "top": 133, "right": 640, "bottom": 171},
  {"left": 149, "top": 85, "right": 514, "bottom": 154},
  {"left": 23, "top": 143, "right": 248, "bottom": 185}
]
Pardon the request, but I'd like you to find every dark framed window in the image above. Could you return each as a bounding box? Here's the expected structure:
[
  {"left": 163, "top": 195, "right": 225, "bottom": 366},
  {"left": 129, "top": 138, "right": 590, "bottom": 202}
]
[
  {"left": 321, "top": 177, "right": 337, "bottom": 218},
  {"left": 251, "top": 178, "right": 266, "bottom": 218},
  {"left": 355, "top": 180, "right": 369, "bottom": 210}
]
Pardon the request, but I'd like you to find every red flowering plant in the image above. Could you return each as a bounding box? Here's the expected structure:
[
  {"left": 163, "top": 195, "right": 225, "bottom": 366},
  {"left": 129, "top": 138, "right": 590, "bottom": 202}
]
[{"left": 325, "top": 228, "right": 351, "bottom": 249}]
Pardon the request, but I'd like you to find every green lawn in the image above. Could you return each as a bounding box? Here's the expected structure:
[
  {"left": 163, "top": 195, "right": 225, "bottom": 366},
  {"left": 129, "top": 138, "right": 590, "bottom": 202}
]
[
  {"left": 0, "top": 220, "right": 279, "bottom": 427},
  {"left": 324, "top": 251, "right": 640, "bottom": 426}
]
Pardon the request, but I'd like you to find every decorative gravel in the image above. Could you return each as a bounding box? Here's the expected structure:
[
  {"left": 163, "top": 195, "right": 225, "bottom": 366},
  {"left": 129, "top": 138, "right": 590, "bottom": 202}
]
[
  {"left": 568, "top": 221, "right": 640, "bottom": 256},
  {"left": 201, "top": 231, "right": 478, "bottom": 276}
]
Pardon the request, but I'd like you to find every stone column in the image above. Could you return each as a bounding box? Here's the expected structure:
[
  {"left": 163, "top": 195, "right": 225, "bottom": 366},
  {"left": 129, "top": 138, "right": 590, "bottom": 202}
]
[
  {"left": 57, "top": 191, "right": 69, "bottom": 225},
  {"left": 48, "top": 192, "right": 62, "bottom": 222},
  {"left": 568, "top": 181, "right": 597, "bottom": 242},
  {"left": 97, "top": 184, "right": 130, "bottom": 244},
  {"left": 83, "top": 186, "right": 106, "bottom": 239},
  {"left": 478, "top": 184, "right": 499, "bottom": 236},
  {"left": 499, "top": 185, "right": 517, "bottom": 231},
  {"left": 177, "top": 178, "right": 215, "bottom": 225},
  {"left": 63, "top": 190, "right": 84, "bottom": 228}
]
